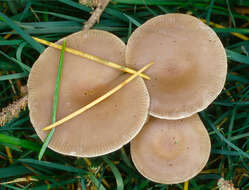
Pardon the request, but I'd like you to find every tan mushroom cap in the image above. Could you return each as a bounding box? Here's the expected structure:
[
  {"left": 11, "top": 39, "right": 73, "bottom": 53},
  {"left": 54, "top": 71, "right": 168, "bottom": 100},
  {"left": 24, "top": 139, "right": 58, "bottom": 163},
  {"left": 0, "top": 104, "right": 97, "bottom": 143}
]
[
  {"left": 28, "top": 30, "right": 150, "bottom": 157},
  {"left": 126, "top": 13, "right": 227, "bottom": 119},
  {"left": 131, "top": 114, "right": 211, "bottom": 184}
]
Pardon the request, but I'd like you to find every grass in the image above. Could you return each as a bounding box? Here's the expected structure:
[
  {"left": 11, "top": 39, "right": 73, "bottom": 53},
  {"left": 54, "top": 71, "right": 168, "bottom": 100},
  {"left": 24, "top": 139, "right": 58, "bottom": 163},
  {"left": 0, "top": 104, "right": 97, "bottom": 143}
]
[
  {"left": 0, "top": 0, "right": 249, "bottom": 189},
  {"left": 38, "top": 39, "right": 66, "bottom": 160}
]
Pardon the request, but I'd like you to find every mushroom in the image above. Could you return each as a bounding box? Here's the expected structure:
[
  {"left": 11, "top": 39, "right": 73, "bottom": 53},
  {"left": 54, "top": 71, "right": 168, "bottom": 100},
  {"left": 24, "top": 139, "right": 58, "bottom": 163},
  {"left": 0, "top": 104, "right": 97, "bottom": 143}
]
[
  {"left": 126, "top": 13, "right": 227, "bottom": 119},
  {"left": 130, "top": 114, "right": 211, "bottom": 184},
  {"left": 28, "top": 29, "right": 150, "bottom": 157}
]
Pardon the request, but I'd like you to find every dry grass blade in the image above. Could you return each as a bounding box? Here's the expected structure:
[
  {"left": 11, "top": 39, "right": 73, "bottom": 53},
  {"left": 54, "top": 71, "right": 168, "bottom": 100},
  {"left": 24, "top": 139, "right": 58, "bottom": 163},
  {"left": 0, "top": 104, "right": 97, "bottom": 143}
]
[
  {"left": 184, "top": 181, "right": 189, "bottom": 190},
  {"left": 43, "top": 62, "right": 154, "bottom": 131},
  {"left": 201, "top": 19, "right": 249, "bottom": 41},
  {"left": 32, "top": 37, "right": 150, "bottom": 80}
]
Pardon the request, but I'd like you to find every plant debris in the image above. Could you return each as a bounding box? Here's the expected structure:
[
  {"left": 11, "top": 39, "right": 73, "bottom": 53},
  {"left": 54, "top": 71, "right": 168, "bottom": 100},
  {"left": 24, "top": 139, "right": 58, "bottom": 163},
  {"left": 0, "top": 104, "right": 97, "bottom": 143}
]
[
  {"left": 218, "top": 178, "right": 239, "bottom": 190},
  {"left": 0, "top": 95, "right": 28, "bottom": 126}
]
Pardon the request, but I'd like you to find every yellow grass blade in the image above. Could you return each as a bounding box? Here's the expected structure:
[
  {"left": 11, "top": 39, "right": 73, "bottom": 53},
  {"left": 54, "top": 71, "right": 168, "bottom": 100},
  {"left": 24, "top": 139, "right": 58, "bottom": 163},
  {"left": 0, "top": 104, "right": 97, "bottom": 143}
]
[
  {"left": 201, "top": 19, "right": 249, "bottom": 41},
  {"left": 33, "top": 37, "right": 150, "bottom": 80},
  {"left": 184, "top": 181, "right": 189, "bottom": 190},
  {"left": 43, "top": 62, "right": 154, "bottom": 131}
]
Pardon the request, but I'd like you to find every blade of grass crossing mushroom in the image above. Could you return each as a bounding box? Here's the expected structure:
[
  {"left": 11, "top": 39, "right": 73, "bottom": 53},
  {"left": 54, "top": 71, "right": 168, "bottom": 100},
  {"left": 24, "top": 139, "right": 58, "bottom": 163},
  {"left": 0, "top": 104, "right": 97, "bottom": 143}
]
[
  {"left": 32, "top": 37, "right": 150, "bottom": 80},
  {"left": 38, "top": 40, "right": 66, "bottom": 160},
  {"left": 43, "top": 62, "right": 154, "bottom": 131}
]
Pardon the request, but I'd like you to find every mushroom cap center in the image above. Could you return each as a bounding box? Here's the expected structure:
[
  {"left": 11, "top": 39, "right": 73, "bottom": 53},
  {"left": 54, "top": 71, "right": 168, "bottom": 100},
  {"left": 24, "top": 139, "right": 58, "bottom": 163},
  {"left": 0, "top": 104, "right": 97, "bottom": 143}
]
[
  {"left": 126, "top": 13, "right": 227, "bottom": 119},
  {"left": 153, "top": 127, "right": 184, "bottom": 160},
  {"left": 151, "top": 46, "right": 198, "bottom": 92}
]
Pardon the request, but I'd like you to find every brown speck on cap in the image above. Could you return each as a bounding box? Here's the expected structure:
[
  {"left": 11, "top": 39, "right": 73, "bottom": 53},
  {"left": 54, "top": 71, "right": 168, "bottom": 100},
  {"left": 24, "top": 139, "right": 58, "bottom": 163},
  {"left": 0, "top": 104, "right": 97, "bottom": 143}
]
[
  {"left": 28, "top": 30, "right": 150, "bottom": 157},
  {"left": 126, "top": 13, "right": 227, "bottom": 119},
  {"left": 130, "top": 114, "right": 211, "bottom": 184}
]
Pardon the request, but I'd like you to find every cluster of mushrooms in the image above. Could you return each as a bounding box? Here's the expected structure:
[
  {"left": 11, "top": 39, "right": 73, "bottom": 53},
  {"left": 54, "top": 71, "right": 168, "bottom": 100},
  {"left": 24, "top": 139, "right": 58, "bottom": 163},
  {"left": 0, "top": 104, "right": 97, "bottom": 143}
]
[{"left": 28, "top": 14, "right": 227, "bottom": 184}]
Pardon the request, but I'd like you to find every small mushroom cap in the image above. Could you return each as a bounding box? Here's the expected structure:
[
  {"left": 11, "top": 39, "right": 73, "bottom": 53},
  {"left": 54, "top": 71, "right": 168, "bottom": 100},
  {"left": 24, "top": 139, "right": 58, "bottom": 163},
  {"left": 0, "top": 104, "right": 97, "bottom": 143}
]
[
  {"left": 126, "top": 13, "right": 227, "bottom": 119},
  {"left": 28, "top": 30, "right": 150, "bottom": 157},
  {"left": 131, "top": 114, "right": 211, "bottom": 184}
]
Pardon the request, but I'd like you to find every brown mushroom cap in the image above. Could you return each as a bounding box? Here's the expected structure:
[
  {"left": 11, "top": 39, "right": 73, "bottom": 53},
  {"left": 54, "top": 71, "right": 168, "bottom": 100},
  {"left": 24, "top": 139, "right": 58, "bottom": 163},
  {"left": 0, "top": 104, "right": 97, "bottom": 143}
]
[
  {"left": 130, "top": 114, "right": 211, "bottom": 184},
  {"left": 28, "top": 30, "right": 150, "bottom": 157},
  {"left": 126, "top": 13, "right": 227, "bottom": 119}
]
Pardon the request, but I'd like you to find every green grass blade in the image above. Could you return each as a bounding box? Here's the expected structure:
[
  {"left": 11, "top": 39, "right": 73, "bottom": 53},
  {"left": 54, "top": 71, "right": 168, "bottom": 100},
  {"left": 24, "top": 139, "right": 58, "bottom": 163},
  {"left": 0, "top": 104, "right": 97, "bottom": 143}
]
[
  {"left": 34, "top": 10, "right": 85, "bottom": 23},
  {"left": 231, "top": 132, "right": 249, "bottom": 141},
  {"left": 0, "top": 72, "right": 28, "bottom": 81},
  {"left": 0, "top": 166, "right": 31, "bottom": 178},
  {"left": 211, "top": 149, "right": 242, "bottom": 156},
  {"left": 19, "top": 159, "right": 86, "bottom": 173},
  {"left": 123, "top": 13, "right": 141, "bottom": 27},
  {"left": 112, "top": 0, "right": 184, "bottom": 5},
  {"left": 16, "top": 41, "right": 27, "bottom": 63},
  {"left": 57, "top": 0, "right": 91, "bottom": 12},
  {"left": 0, "top": 133, "right": 41, "bottom": 153},
  {"left": 2, "top": 184, "right": 23, "bottom": 190},
  {"left": 0, "top": 39, "right": 22, "bottom": 45},
  {"left": 214, "top": 28, "right": 249, "bottom": 34},
  {"left": 38, "top": 40, "right": 66, "bottom": 160},
  {"left": 88, "top": 173, "right": 107, "bottom": 190},
  {"left": 228, "top": 108, "right": 237, "bottom": 140},
  {"left": 81, "top": 177, "right": 86, "bottom": 190},
  {"left": 225, "top": 0, "right": 236, "bottom": 27},
  {"left": 31, "top": 179, "right": 78, "bottom": 190},
  {"left": 227, "top": 73, "right": 249, "bottom": 84},
  {"left": 0, "top": 11, "right": 45, "bottom": 53},
  {"left": 206, "top": 0, "right": 215, "bottom": 24},
  {"left": 103, "top": 157, "right": 124, "bottom": 190},
  {"left": 226, "top": 49, "right": 249, "bottom": 65},
  {"left": 120, "top": 148, "right": 133, "bottom": 168},
  {"left": 200, "top": 112, "right": 249, "bottom": 159},
  {"left": 0, "top": 49, "right": 31, "bottom": 72}
]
